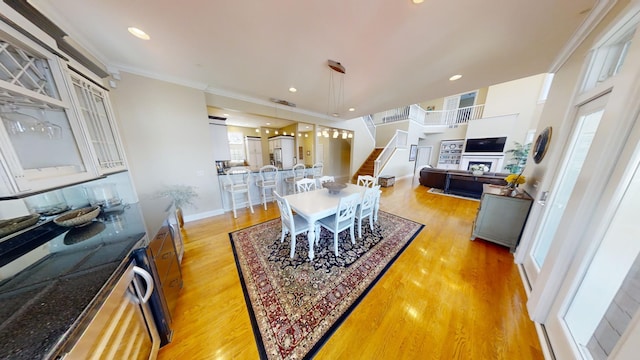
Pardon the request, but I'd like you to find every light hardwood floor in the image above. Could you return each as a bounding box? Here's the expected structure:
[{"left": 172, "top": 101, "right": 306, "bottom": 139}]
[{"left": 158, "top": 177, "right": 543, "bottom": 359}]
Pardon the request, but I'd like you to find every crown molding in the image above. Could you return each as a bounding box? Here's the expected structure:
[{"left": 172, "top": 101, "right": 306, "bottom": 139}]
[{"left": 548, "top": 0, "right": 619, "bottom": 72}]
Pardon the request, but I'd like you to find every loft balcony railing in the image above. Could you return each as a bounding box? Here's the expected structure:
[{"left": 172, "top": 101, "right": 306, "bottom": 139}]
[
  {"left": 371, "top": 104, "right": 484, "bottom": 127},
  {"left": 421, "top": 104, "right": 485, "bottom": 126}
]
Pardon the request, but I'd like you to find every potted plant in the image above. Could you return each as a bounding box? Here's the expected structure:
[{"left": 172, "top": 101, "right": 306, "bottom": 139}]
[
  {"left": 504, "top": 141, "right": 531, "bottom": 174},
  {"left": 155, "top": 184, "right": 198, "bottom": 227}
]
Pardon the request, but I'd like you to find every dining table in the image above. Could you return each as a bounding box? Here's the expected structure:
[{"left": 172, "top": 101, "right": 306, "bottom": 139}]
[{"left": 284, "top": 183, "right": 367, "bottom": 260}]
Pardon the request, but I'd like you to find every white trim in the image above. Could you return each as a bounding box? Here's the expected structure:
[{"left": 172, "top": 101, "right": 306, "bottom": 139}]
[
  {"left": 547, "top": 0, "right": 620, "bottom": 72},
  {"left": 184, "top": 209, "right": 225, "bottom": 223}
]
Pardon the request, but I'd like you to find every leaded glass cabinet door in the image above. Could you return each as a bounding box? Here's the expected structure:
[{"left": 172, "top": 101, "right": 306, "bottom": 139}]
[
  {"left": 0, "top": 25, "right": 96, "bottom": 196},
  {"left": 70, "top": 74, "right": 127, "bottom": 174}
]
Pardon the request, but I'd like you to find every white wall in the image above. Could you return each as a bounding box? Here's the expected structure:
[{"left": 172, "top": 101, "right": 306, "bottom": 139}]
[
  {"left": 110, "top": 72, "right": 223, "bottom": 220},
  {"left": 483, "top": 73, "right": 548, "bottom": 145}
]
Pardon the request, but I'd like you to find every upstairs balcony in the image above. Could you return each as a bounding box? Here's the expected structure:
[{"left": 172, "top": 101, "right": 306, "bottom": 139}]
[{"left": 372, "top": 104, "right": 485, "bottom": 133}]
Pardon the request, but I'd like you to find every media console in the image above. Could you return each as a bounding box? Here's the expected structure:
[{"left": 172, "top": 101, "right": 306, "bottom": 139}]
[{"left": 419, "top": 168, "right": 509, "bottom": 199}]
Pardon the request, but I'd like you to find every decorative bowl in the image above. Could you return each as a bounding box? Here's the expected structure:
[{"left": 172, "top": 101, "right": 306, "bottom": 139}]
[
  {"left": 323, "top": 182, "right": 347, "bottom": 194},
  {"left": 0, "top": 213, "right": 40, "bottom": 237},
  {"left": 64, "top": 221, "right": 106, "bottom": 245},
  {"left": 54, "top": 206, "right": 101, "bottom": 227}
]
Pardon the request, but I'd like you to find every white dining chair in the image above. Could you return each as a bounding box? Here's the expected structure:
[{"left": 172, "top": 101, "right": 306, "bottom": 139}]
[
  {"left": 296, "top": 178, "right": 317, "bottom": 193},
  {"left": 355, "top": 185, "right": 380, "bottom": 238},
  {"left": 357, "top": 175, "right": 377, "bottom": 188},
  {"left": 373, "top": 186, "right": 382, "bottom": 222},
  {"left": 222, "top": 167, "right": 254, "bottom": 218},
  {"left": 256, "top": 165, "right": 278, "bottom": 210},
  {"left": 311, "top": 162, "right": 323, "bottom": 179},
  {"left": 285, "top": 164, "right": 306, "bottom": 194},
  {"left": 274, "top": 191, "right": 317, "bottom": 258},
  {"left": 317, "top": 192, "right": 361, "bottom": 256}
]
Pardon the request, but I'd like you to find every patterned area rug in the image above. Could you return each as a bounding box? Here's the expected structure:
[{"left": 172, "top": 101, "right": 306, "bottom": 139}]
[{"left": 229, "top": 211, "right": 424, "bottom": 360}]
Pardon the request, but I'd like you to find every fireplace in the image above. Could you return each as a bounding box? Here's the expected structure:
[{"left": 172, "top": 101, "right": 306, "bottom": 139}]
[
  {"left": 467, "top": 161, "right": 493, "bottom": 171},
  {"left": 460, "top": 154, "right": 504, "bottom": 172}
]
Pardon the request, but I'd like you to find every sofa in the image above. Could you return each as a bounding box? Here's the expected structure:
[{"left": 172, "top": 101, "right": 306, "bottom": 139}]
[{"left": 419, "top": 168, "right": 509, "bottom": 199}]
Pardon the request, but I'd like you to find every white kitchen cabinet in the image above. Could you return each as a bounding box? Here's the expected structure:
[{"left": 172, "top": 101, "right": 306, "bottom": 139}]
[
  {"left": 0, "top": 23, "right": 97, "bottom": 197},
  {"left": 245, "top": 136, "right": 263, "bottom": 171},
  {"left": 268, "top": 136, "right": 294, "bottom": 169},
  {"left": 68, "top": 73, "right": 127, "bottom": 174}
]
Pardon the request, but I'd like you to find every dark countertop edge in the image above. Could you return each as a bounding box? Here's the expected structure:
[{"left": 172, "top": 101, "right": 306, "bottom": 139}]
[
  {"left": 217, "top": 166, "right": 314, "bottom": 175},
  {"left": 46, "top": 236, "right": 146, "bottom": 359}
]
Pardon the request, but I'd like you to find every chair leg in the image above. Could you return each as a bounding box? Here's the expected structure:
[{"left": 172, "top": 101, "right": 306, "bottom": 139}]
[
  {"left": 231, "top": 193, "right": 238, "bottom": 218},
  {"left": 333, "top": 231, "right": 339, "bottom": 256},
  {"left": 262, "top": 187, "right": 267, "bottom": 210},
  {"left": 357, "top": 217, "right": 363, "bottom": 239},
  {"left": 350, "top": 225, "right": 355, "bottom": 244},
  {"left": 247, "top": 192, "right": 254, "bottom": 214},
  {"left": 290, "top": 234, "right": 296, "bottom": 258},
  {"left": 368, "top": 214, "right": 374, "bottom": 231},
  {"left": 281, "top": 228, "right": 286, "bottom": 243}
]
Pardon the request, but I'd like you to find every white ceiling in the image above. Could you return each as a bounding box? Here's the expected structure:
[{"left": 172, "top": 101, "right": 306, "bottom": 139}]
[{"left": 30, "top": 0, "right": 596, "bottom": 125}]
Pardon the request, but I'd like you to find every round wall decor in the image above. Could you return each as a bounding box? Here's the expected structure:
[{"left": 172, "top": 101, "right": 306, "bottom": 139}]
[{"left": 533, "top": 126, "right": 552, "bottom": 164}]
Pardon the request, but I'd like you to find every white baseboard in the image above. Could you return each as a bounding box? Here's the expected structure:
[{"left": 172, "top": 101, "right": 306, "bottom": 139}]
[{"left": 184, "top": 209, "right": 225, "bottom": 223}]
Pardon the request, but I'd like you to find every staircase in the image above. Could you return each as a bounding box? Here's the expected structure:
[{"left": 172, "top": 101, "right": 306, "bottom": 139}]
[{"left": 353, "top": 148, "right": 383, "bottom": 182}]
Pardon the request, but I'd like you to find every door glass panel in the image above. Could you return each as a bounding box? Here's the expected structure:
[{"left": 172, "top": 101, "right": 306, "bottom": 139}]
[
  {"left": 0, "top": 105, "right": 85, "bottom": 172},
  {"left": 532, "top": 105, "right": 604, "bottom": 267}
]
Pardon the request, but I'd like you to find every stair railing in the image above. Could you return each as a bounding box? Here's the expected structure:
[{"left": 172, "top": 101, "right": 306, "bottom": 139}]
[
  {"left": 362, "top": 114, "right": 376, "bottom": 140},
  {"left": 374, "top": 130, "right": 408, "bottom": 178}
]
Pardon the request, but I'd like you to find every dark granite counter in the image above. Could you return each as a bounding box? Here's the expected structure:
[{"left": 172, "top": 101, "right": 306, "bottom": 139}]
[{"left": 0, "top": 203, "right": 149, "bottom": 359}]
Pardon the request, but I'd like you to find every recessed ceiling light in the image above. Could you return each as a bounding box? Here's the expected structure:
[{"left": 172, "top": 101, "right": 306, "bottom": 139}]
[
  {"left": 348, "top": 108, "right": 355, "bottom": 112},
  {"left": 289, "top": 87, "right": 297, "bottom": 93},
  {"left": 127, "top": 27, "right": 150, "bottom": 40},
  {"left": 223, "top": 113, "right": 229, "bottom": 117},
  {"left": 449, "top": 74, "right": 463, "bottom": 81},
  {"left": 412, "top": 0, "right": 424, "bottom": 3},
  {"left": 266, "top": 122, "right": 271, "bottom": 125}
]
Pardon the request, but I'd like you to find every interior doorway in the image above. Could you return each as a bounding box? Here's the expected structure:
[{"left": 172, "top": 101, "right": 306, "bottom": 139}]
[{"left": 413, "top": 146, "right": 433, "bottom": 183}]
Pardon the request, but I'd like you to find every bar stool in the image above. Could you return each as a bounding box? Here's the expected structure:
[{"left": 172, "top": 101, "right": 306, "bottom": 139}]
[
  {"left": 256, "top": 165, "right": 278, "bottom": 210},
  {"left": 222, "top": 167, "right": 254, "bottom": 218},
  {"left": 285, "top": 164, "right": 306, "bottom": 194}
]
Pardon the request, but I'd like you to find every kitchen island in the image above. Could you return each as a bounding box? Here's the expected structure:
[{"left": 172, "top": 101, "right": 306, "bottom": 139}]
[
  {"left": 0, "top": 200, "right": 168, "bottom": 359},
  {"left": 218, "top": 165, "right": 315, "bottom": 212}
]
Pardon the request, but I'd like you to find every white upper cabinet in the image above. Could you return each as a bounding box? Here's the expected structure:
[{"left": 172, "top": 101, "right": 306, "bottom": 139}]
[
  {"left": 0, "top": 23, "right": 97, "bottom": 196},
  {"left": 68, "top": 73, "right": 127, "bottom": 174}
]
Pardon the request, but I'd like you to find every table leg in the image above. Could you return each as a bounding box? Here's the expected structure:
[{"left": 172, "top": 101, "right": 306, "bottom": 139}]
[{"left": 307, "top": 220, "right": 316, "bottom": 260}]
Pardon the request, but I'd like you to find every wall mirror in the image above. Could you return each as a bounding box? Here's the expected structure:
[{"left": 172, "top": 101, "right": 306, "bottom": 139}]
[{"left": 533, "top": 126, "right": 552, "bottom": 164}]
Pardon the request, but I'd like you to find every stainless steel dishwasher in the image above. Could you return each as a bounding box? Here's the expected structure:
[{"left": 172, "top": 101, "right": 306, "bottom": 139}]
[{"left": 61, "top": 261, "right": 160, "bottom": 359}]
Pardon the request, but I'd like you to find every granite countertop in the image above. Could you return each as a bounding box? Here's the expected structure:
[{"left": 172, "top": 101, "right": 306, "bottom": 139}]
[{"left": 0, "top": 203, "right": 150, "bottom": 359}]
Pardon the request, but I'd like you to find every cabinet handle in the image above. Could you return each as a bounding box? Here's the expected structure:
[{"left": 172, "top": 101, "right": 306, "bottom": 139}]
[
  {"left": 133, "top": 266, "right": 154, "bottom": 303},
  {"left": 169, "top": 279, "right": 180, "bottom": 288},
  {"left": 162, "top": 252, "right": 172, "bottom": 260}
]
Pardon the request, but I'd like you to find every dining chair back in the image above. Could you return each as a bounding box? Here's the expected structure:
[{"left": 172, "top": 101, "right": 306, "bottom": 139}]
[
  {"left": 318, "top": 192, "right": 361, "bottom": 256},
  {"left": 356, "top": 185, "right": 380, "bottom": 238},
  {"left": 296, "top": 178, "right": 317, "bottom": 193},
  {"left": 285, "top": 163, "right": 307, "bottom": 194},
  {"left": 274, "top": 191, "right": 315, "bottom": 258},
  {"left": 357, "top": 175, "right": 377, "bottom": 188},
  {"left": 256, "top": 165, "right": 278, "bottom": 210},
  {"left": 222, "top": 167, "right": 254, "bottom": 218},
  {"left": 311, "top": 162, "right": 323, "bottom": 179}
]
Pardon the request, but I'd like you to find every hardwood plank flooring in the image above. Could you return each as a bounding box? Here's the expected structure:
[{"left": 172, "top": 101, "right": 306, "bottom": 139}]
[{"left": 157, "top": 178, "right": 542, "bottom": 360}]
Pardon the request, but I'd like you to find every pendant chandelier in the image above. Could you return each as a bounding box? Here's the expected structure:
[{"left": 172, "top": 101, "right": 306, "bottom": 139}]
[{"left": 327, "top": 59, "right": 345, "bottom": 117}]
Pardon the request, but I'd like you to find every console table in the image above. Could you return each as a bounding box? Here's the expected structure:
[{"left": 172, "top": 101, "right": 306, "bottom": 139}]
[
  {"left": 419, "top": 168, "right": 509, "bottom": 199},
  {"left": 471, "top": 184, "right": 533, "bottom": 252}
]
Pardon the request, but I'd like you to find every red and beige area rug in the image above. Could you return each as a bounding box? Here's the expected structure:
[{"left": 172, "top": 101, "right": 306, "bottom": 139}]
[{"left": 229, "top": 211, "right": 424, "bottom": 360}]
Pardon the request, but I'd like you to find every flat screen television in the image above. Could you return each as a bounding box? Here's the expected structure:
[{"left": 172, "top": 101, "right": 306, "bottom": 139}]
[{"left": 464, "top": 137, "right": 507, "bottom": 153}]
